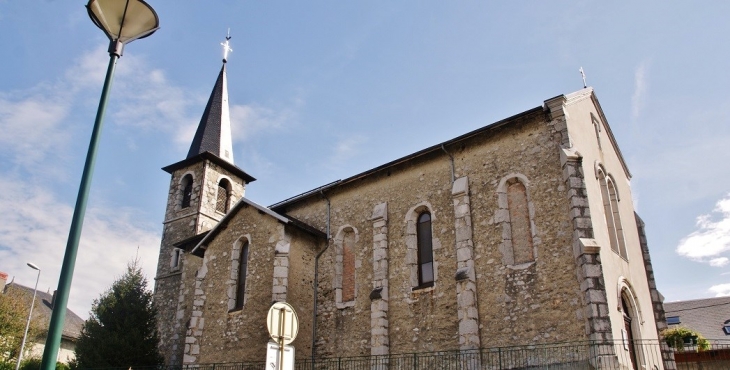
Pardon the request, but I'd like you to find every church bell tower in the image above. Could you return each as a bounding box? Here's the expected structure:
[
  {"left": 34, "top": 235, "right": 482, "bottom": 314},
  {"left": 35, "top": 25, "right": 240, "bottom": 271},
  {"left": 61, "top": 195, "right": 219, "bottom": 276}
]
[{"left": 153, "top": 34, "right": 255, "bottom": 366}]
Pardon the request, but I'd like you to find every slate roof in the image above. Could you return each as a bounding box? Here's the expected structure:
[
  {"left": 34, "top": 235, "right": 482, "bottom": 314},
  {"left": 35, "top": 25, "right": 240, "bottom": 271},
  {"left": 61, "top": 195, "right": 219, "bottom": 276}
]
[
  {"left": 188, "top": 64, "right": 226, "bottom": 159},
  {"left": 664, "top": 296, "right": 730, "bottom": 340},
  {"left": 163, "top": 62, "right": 255, "bottom": 183},
  {"left": 270, "top": 87, "right": 627, "bottom": 211},
  {"left": 3, "top": 282, "right": 85, "bottom": 340},
  {"left": 191, "top": 196, "right": 327, "bottom": 257},
  {"left": 4, "top": 283, "right": 84, "bottom": 341}
]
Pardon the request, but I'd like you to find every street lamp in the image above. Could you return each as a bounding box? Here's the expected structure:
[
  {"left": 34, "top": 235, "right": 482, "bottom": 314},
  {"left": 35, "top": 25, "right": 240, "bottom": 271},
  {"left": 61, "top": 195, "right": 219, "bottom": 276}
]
[
  {"left": 40, "top": 2, "right": 159, "bottom": 369},
  {"left": 15, "top": 263, "right": 40, "bottom": 370}
]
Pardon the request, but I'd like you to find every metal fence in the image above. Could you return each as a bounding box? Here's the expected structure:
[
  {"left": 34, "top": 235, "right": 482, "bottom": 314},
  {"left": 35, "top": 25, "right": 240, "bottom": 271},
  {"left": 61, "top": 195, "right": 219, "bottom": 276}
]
[{"left": 80, "top": 340, "right": 730, "bottom": 370}]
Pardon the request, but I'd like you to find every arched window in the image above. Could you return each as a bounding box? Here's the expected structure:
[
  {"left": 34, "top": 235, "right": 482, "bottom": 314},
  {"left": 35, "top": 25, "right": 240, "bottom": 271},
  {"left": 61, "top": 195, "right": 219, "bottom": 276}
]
[
  {"left": 234, "top": 242, "right": 249, "bottom": 310},
  {"left": 607, "top": 177, "right": 627, "bottom": 259},
  {"left": 496, "top": 174, "right": 537, "bottom": 267},
  {"left": 417, "top": 212, "right": 434, "bottom": 286},
  {"left": 181, "top": 174, "right": 193, "bottom": 209},
  {"left": 598, "top": 169, "right": 627, "bottom": 259},
  {"left": 170, "top": 248, "right": 182, "bottom": 270},
  {"left": 216, "top": 179, "right": 231, "bottom": 213},
  {"left": 507, "top": 180, "right": 534, "bottom": 264},
  {"left": 342, "top": 229, "right": 356, "bottom": 302},
  {"left": 334, "top": 226, "right": 358, "bottom": 307},
  {"left": 621, "top": 293, "right": 639, "bottom": 370}
]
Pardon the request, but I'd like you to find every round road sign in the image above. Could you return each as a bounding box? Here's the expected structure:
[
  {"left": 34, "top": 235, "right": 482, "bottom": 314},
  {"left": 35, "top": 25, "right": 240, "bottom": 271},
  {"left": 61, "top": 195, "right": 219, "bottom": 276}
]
[{"left": 266, "top": 302, "right": 299, "bottom": 345}]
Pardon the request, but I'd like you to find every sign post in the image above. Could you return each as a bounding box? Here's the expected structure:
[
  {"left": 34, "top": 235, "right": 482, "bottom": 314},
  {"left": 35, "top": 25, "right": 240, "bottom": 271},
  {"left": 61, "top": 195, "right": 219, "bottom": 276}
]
[{"left": 266, "top": 302, "right": 299, "bottom": 370}]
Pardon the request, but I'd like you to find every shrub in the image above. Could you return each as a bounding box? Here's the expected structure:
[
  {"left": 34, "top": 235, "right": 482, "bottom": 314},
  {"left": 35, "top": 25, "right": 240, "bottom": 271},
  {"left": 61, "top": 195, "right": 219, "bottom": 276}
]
[{"left": 662, "top": 327, "right": 710, "bottom": 351}]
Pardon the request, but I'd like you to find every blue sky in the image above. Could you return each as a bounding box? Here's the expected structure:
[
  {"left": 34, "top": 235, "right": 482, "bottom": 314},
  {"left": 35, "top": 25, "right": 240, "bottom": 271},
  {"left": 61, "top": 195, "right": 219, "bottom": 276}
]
[{"left": 1, "top": 1, "right": 729, "bottom": 319}]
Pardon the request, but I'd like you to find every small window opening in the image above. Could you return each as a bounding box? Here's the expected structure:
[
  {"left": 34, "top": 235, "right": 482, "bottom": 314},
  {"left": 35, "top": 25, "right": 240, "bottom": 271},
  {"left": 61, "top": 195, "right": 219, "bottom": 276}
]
[
  {"left": 666, "top": 316, "right": 681, "bottom": 325},
  {"left": 181, "top": 175, "right": 193, "bottom": 209},
  {"left": 417, "top": 212, "right": 434, "bottom": 287},
  {"left": 171, "top": 248, "right": 182, "bottom": 270},
  {"left": 216, "top": 179, "right": 231, "bottom": 213},
  {"left": 234, "top": 242, "right": 249, "bottom": 310},
  {"left": 723, "top": 320, "right": 730, "bottom": 335}
]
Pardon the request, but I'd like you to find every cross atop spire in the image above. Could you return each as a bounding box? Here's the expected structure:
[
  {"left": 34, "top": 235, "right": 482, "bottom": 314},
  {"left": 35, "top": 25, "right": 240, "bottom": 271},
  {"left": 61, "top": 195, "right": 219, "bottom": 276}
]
[
  {"left": 162, "top": 33, "right": 255, "bottom": 185},
  {"left": 221, "top": 29, "right": 233, "bottom": 63},
  {"left": 186, "top": 34, "right": 236, "bottom": 165}
]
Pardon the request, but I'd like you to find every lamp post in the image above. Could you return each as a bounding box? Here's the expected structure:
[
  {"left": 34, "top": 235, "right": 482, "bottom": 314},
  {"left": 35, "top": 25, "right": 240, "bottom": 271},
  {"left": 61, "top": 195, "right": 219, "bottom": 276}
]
[
  {"left": 15, "top": 263, "right": 40, "bottom": 370},
  {"left": 40, "top": 2, "right": 158, "bottom": 369}
]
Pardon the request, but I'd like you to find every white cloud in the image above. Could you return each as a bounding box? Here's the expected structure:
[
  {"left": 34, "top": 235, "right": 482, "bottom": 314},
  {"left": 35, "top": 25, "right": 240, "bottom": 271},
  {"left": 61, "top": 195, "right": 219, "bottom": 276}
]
[
  {"left": 109, "top": 55, "right": 202, "bottom": 156},
  {"left": 0, "top": 45, "right": 303, "bottom": 318},
  {"left": 0, "top": 175, "right": 160, "bottom": 319},
  {"left": 631, "top": 60, "right": 649, "bottom": 121},
  {"left": 328, "top": 135, "right": 367, "bottom": 168},
  {"left": 676, "top": 194, "right": 730, "bottom": 265},
  {"left": 0, "top": 48, "right": 173, "bottom": 318},
  {"left": 0, "top": 95, "right": 70, "bottom": 167},
  {"left": 709, "top": 283, "right": 730, "bottom": 297},
  {"left": 64, "top": 47, "right": 108, "bottom": 91},
  {"left": 230, "top": 102, "right": 299, "bottom": 143}
]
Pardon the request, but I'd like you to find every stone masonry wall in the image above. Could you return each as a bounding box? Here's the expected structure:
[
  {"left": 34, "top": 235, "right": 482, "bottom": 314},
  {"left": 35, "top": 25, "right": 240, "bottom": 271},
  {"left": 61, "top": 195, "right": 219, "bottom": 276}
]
[
  {"left": 280, "top": 111, "right": 588, "bottom": 357},
  {"left": 181, "top": 204, "right": 320, "bottom": 364},
  {"left": 155, "top": 159, "right": 246, "bottom": 366},
  {"left": 155, "top": 161, "right": 206, "bottom": 366},
  {"left": 196, "top": 162, "right": 246, "bottom": 233}
]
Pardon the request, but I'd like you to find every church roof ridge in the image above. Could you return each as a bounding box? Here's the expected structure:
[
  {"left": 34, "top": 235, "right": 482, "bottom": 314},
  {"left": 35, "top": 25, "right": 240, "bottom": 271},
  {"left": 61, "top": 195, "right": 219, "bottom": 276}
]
[
  {"left": 191, "top": 196, "right": 326, "bottom": 257},
  {"left": 270, "top": 103, "right": 547, "bottom": 211}
]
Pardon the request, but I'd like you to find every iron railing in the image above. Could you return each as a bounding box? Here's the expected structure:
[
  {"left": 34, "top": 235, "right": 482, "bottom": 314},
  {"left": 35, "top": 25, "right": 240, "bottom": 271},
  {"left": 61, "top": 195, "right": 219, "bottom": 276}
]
[{"left": 75, "top": 339, "right": 730, "bottom": 370}]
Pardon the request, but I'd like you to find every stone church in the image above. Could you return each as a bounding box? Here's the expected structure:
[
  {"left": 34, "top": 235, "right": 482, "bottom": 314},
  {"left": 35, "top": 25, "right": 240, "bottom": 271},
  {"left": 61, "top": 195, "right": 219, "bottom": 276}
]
[{"left": 153, "top": 54, "right": 671, "bottom": 369}]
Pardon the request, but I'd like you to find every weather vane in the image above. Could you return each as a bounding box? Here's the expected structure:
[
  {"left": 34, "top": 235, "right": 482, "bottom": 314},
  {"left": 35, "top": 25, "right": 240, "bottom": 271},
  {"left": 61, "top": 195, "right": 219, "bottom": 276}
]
[
  {"left": 221, "top": 28, "right": 233, "bottom": 63},
  {"left": 579, "top": 67, "right": 587, "bottom": 88}
]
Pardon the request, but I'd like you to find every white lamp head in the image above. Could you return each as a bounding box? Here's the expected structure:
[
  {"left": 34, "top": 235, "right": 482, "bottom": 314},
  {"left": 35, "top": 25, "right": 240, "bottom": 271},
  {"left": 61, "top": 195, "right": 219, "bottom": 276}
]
[{"left": 87, "top": 0, "right": 159, "bottom": 55}]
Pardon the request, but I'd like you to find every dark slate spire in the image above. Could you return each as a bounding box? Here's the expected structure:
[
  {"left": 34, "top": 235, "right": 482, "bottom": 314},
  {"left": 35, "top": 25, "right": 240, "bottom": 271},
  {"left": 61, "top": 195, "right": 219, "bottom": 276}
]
[
  {"left": 162, "top": 34, "right": 254, "bottom": 184},
  {"left": 186, "top": 63, "right": 234, "bottom": 164}
]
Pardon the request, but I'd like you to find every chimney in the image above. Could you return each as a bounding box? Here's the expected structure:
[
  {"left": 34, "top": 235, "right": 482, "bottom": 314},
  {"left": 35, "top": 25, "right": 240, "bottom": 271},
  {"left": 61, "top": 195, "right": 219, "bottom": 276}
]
[
  {"left": 0, "top": 271, "right": 8, "bottom": 293},
  {"left": 51, "top": 290, "right": 57, "bottom": 309}
]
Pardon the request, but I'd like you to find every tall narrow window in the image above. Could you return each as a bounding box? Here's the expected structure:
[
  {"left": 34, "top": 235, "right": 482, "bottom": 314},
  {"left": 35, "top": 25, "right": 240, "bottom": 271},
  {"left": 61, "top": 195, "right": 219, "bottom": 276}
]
[
  {"left": 507, "top": 180, "right": 534, "bottom": 264},
  {"left": 607, "top": 178, "right": 627, "bottom": 259},
  {"left": 342, "top": 230, "right": 356, "bottom": 302},
  {"left": 417, "top": 212, "right": 434, "bottom": 286},
  {"left": 234, "top": 242, "right": 249, "bottom": 310},
  {"left": 598, "top": 170, "right": 619, "bottom": 254},
  {"left": 216, "top": 179, "right": 231, "bottom": 213},
  {"left": 621, "top": 294, "right": 639, "bottom": 370},
  {"left": 599, "top": 169, "right": 627, "bottom": 259},
  {"left": 497, "top": 175, "right": 538, "bottom": 267},
  {"left": 170, "top": 248, "right": 182, "bottom": 270},
  {"left": 181, "top": 175, "right": 193, "bottom": 209}
]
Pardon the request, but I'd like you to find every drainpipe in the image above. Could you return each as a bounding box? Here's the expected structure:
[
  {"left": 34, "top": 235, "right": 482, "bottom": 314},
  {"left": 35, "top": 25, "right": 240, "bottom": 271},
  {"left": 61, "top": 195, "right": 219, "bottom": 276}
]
[
  {"left": 441, "top": 144, "right": 455, "bottom": 183},
  {"left": 312, "top": 190, "right": 331, "bottom": 361}
]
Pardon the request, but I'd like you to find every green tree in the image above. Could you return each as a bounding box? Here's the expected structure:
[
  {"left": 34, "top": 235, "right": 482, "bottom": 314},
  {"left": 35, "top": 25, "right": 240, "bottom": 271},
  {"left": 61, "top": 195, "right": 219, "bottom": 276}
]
[
  {"left": 0, "top": 285, "right": 42, "bottom": 366},
  {"left": 72, "top": 261, "right": 163, "bottom": 369}
]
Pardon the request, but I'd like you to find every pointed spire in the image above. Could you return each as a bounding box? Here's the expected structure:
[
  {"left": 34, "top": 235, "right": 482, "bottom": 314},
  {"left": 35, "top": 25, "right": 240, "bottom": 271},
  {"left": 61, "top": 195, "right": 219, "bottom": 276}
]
[{"left": 186, "top": 35, "right": 235, "bottom": 164}]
